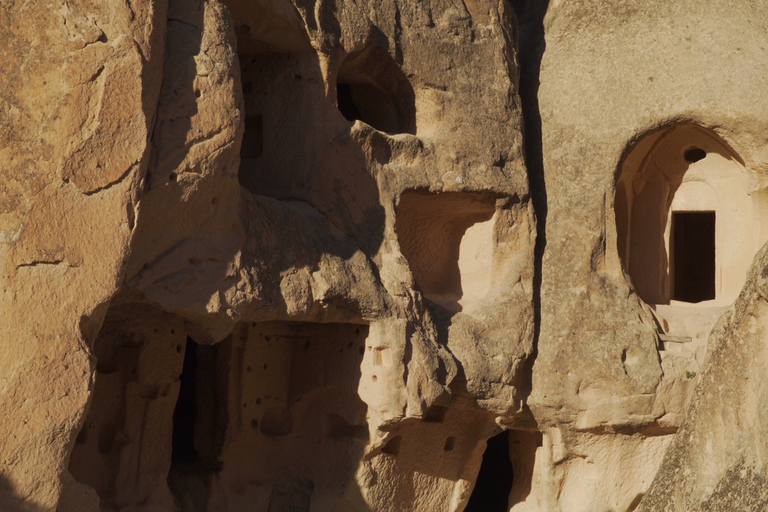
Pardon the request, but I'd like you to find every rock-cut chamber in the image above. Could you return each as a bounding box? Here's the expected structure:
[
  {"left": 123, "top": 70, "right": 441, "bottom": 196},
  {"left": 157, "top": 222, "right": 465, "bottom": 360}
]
[{"left": 615, "top": 123, "right": 768, "bottom": 307}]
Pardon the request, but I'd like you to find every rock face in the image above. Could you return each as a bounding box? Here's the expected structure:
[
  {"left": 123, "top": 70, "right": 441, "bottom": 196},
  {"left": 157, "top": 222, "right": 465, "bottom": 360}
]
[
  {"left": 2, "top": 0, "right": 768, "bottom": 511},
  {"left": 638, "top": 243, "right": 768, "bottom": 511},
  {"left": 524, "top": 1, "right": 768, "bottom": 510}
]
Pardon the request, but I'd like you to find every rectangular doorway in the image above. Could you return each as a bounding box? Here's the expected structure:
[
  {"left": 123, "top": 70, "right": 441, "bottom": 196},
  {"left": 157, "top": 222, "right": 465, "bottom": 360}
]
[{"left": 672, "top": 211, "right": 716, "bottom": 302}]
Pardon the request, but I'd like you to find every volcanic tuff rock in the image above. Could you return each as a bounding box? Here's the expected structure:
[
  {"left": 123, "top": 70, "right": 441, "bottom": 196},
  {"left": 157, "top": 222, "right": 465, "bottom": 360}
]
[{"left": 1, "top": 0, "right": 768, "bottom": 511}]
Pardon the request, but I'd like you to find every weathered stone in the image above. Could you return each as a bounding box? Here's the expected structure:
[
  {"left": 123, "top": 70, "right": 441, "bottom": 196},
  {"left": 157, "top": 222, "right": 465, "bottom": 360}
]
[
  {"left": 638, "top": 244, "right": 768, "bottom": 511},
  {"left": 3, "top": 0, "right": 534, "bottom": 510},
  {"left": 4, "top": 0, "right": 768, "bottom": 510},
  {"left": 523, "top": 0, "right": 768, "bottom": 509},
  {"left": 1, "top": 0, "right": 167, "bottom": 509}
]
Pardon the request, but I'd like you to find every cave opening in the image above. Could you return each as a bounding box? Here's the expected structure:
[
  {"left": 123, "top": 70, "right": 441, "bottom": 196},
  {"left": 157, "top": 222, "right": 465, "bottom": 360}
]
[
  {"left": 170, "top": 337, "right": 200, "bottom": 465},
  {"left": 335, "top": 80, "right": 406, "bottom": 134},
  {"left": 672, "top": 211, "right": 716, "bottom": 303},
  {"left": 67, "top": 305, "right": 191, "bottom": 510},
  {"left": 614, "top": 123, "right": 767, "bottom": 306},
  {"left": 464, "top": 431, "right": 514, "bottom": 512},
  {"left": 336, "top": 46, "right": 416, "bottom": 135},
  {"left": 240, "top": 114, "right": 263, "bottom": 160},
  {"left": 336, "top": 82, "right": 362, "bottom": 123},
  {"left": 396, "top": 191, "right": 497, "bottom": 312},
  {"left": 168, "top": 338, "right": 226, "bottom": 510}
]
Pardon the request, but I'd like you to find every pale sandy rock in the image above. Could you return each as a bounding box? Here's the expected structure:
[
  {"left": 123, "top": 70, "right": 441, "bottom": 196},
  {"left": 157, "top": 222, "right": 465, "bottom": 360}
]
[
  {"left": 509, "top": 428, "right": 670, "bottom": 512},
  {"left": 0, "top": 0, "right": 166, "bottom": 509},
  {"left": 523, "top": 0, "right": 768, "bottom": 510},
  {"left": 3, "top": 0, "right": 534, "bottom": 510},
  {"left": 638, "top": 243, "right": 768, "bottom": 510},
  {"left": 4, "top": 0, "right": 768, "bottom": 510}
]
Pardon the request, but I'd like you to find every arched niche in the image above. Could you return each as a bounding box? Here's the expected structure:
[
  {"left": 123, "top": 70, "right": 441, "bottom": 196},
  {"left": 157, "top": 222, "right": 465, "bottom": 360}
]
[
  {"left": 336, "top": 45, "right": 416, "bottom": 135},
  {"left": 396, "top": 191, "right": 497, "bottom": 312},
  {"left": 615, "top": 124, "right": 768, "bottom": 306}
]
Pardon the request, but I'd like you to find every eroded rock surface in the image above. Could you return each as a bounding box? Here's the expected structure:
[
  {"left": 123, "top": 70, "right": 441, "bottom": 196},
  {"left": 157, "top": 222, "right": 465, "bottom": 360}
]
[
  {"left": 520, "top": 0, "right": 768, "bottom": 509},
  {"left": 4, "top": 0, "right": 534, "bottom": 510},
  {"left": 3, "top": 0, "right": 768, "bottom": 511},
  {"left": 638, "top": 244, "right": 768, "bottom": 510}
]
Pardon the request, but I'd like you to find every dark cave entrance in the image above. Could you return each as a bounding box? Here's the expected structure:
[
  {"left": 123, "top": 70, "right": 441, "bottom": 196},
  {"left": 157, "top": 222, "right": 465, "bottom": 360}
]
[
  {"left": 240, "top": 114, "right": 263, "bottom": 160},
  {"left": 464, "top": 431, "right": 514, "bottom": 512},
  {"left": 168, "top": 338, "right": 226, "bottom": 510},
  {"left": 336, "top": 83, "right": 362, "bottom": 123},
  {"left": 672, "top": 211, "right": 716, "bottom": 303},
  {"left": 335, "top": 46, "right": 416, "bottom": 135},
  {"left": 335, "top": 79, "right": 410, "bottom": 134},
  {"left": 170, "top": 337, "right": 200, "bottom": 465}
]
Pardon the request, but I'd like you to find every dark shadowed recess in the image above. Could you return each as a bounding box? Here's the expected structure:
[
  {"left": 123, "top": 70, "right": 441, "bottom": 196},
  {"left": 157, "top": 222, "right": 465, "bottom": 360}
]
[
  {"left": 234, "top": 19, "right": 388, "bottom": 259},
  {"left": 464, "top": 431, "right": 515, "bottom": 512},
  {"left": 672, "top": 211, "right": 715, "bottom": 302},
  {"left": 171, "top": 337, "right": 199, "bottom": 464},
  {"left": 336, "top": 45, "right": 416, "bottom": 135},
  {"left": 505, "top": 0, "right": 550, "bottom": 412},
  {"left": 168, "top": 338, "right": 226, "bottom": 510}
]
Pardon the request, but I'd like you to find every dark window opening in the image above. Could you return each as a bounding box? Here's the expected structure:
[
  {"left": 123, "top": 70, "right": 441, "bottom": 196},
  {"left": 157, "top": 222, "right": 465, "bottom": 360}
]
[
  {"left": 168, "top": 338, "right": 226, "bottom": 511},
  {"left": 240, "top": 114, "right": 263, "bottom": 160},
  {"left": 684, "top": 147, "right": 707, "bottom": 163},
  {"left": 672, "top": 211, "right": 716, "bottom": 302},
  {"left": 336, "top": 46, "right": 416, "bottom": 135},
  {"left": 465, "top": 431, "right": 514, "bottom": 512}
]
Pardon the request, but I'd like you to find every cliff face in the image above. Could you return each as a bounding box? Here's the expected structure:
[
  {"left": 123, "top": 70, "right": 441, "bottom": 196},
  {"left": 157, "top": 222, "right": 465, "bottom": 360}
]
[
  {"left": 527, "top": 1, "right": 768, "bottom": 509},
  {"left": 1, "top": 0, "right": 167, "bottom": 509},
  {"left": 1, "top": 0, "right": 768, "bottom": 511},
  {"left": 637, "top": 244, "right": 768, "bottom": 511}
]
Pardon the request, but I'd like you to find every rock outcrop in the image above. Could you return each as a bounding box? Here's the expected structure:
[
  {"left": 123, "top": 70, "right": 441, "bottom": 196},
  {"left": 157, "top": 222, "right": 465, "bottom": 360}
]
[
  {"left": 520, "top": 1, "right": 768, "bottom": 509},
  {"left": 638, "top": 243, "right": 768, "bottom": 511},
  {"left": 2, "top": 0, "right": 768, "bottom": 511},
  {"left": 3, "top": 0, "right": 534, "bottom": 510}
]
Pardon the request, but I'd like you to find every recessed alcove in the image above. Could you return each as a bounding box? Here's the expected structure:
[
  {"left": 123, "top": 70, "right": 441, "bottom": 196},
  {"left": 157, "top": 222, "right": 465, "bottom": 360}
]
[
  {"left": 240, "top": 114, "right": 263, "bottom": 160},
  {"left": 232, "top": 17, "right": 416, "bottom": 197},
  {"left": 236, "top": 49, "right": 325, "bottom": 196},
  {"left": 671, "top": 211, "right": 715, "bottom": 303},
  {"left": 615, "top": 123, "right": 768, "bottom": 307},
  {"left": 68, "top": 305, "right": 189, "bottom": 511},
  {"left": 615, "top": 124, "right": 768, "bottom": 376},
  {"left": 71, "top": 314, "right": 371, "bottom": 511},
  {"left": 204, "top": 321, "right": 370, "bottom": 510},
  {"left": 465, "top": 431, "right": 515, "bottom": 512},
  {"left": 336, "top": 45, "right": 416, "bottom": 135},
  {"left": 230, "top": 15, "right": 322, "bottom": 196},
  {"left": 167, "top": 339, "right": 227, "bottom": 511},
  {"left": 396, "top": 191, "right": 498, "bottom": 312},
  {"left": 170, "top": 338, "right": 200, "bottom": 465}
]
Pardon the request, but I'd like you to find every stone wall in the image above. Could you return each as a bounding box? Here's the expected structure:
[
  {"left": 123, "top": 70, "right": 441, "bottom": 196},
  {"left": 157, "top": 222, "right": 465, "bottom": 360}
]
[{"left": 2, "top": 0, "right": 768, "bottom": 511}]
